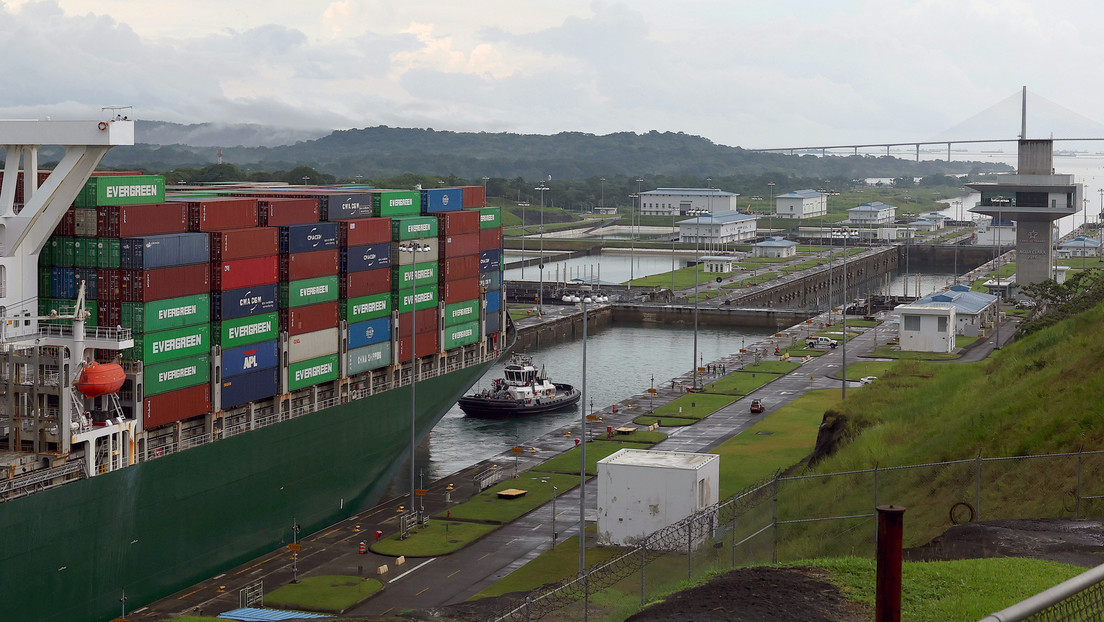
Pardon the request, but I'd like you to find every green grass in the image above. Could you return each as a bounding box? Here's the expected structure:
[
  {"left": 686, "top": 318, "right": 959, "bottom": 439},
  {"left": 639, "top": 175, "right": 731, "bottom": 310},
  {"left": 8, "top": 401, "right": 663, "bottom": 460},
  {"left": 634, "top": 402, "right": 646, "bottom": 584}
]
[
  {"left": 843, "top": 360, "right": 896, "bottom": 380},
  {"left": 809, "top": 557, "right": 1085, "bottom": 622},
  {"left": 652, "top": 392, "right": 738, "bottom": 420},
  {"left": 372, "top": 519, "right": 501, "bottom": 556},
  {"left": 594, "top": 429, "right": 667, "bottom": 444},
  {"left": 264, "top": 575, "right": 382, "bottom": 613},
  {"left": 711, "top": 388, "right": 840, "bottom": 497},
  {"left": 701, "top": 371, "right": 780, "bottom": 395},
  {"left": 535, "top": 441, "right": 649, "bottom": 476},
  {"left": 633, "top": 414, "right": 697, "bottom": 426},
  {"left": 741, "top": 360, "right": 801, "bottom": 374},
  {"left": 471, "top": 536, "right": 626, "bottom": 598},
  {"left": 436, "top": 471, "right": 581, "bottom": 523},
  {"left": 868, "top": 346, "right": 960, "bottom": 360}
]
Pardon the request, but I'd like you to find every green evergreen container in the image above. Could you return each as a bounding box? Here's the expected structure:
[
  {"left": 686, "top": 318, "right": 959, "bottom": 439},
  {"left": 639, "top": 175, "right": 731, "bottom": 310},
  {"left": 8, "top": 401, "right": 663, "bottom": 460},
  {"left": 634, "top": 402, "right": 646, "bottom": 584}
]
[
  {"left": 288, "top": 354, "right": 340, "bottom": 391},
  {"left": 73, "top": 175, "right": 166, "bottom": 207},
  {"left": 392, "top": 262, "right": 438, "bottom": 289},
  {"left": 443, "top": 299, "right": 480, "bottom": 327},
  {"left": 143, "top": 355, "right": 211, "bottom": 397},
  {"left": 391, "top": 287, "right": 438, "bottom": 314},
  {"left": 127, "top": 324, "right": 210, "bottom": 365},
  {"left": 476, "top": 207, "right": 501, "bottom": 229},
  {"left": 122, "top": 295, "right": 211, "bottom": 334},
  {"left": 342, "top": 292, "right": 390, "bottom": 323},
  {"left": 279, "top": 276, "right": 339, "bottom": 308},
  {"left": 391, "top": 215, "right": 438, "bottom": 240},
  {"left": 372, "top": 191, "right": 421, "bottom": 217},
  {"left": 443, "top": 320, "right": 481, "bottom": 350},
  {"left": 213, "top": 311, "right": 279, "bottom": 348}
]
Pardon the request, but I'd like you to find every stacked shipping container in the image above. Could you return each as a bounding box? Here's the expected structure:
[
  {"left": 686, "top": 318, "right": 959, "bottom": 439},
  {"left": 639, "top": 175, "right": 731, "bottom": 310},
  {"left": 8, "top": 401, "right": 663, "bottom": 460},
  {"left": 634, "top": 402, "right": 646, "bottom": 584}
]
[{"left": 34, "top": 178, "right": 502, "bottom": 431}]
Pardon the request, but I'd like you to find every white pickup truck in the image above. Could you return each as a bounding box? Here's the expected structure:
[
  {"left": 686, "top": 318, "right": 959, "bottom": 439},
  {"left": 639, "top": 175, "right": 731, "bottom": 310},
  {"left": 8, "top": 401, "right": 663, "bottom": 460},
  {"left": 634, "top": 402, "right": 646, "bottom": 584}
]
[{"left": 805, "top": 336, "right": 838, "bottom": 349}]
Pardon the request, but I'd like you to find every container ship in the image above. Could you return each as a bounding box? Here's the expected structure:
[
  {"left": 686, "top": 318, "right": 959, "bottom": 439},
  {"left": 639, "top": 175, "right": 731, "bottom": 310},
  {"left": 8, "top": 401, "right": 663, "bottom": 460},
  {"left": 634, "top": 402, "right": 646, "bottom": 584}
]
[{"left": 0, "top": 119, "right": 507, "bottom": 622}]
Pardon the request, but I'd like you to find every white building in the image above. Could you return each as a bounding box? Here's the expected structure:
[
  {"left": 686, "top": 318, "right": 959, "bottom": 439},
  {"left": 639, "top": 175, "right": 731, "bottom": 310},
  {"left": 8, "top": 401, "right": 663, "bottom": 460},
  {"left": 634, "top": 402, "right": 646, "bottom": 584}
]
[
  {"left": 640, "top": 188, "right": 739, "bottom": 217},
  {"left": 848, "top": 202, "right": 897, "bottom": 226},
  {"left": 896, "top": 304, "right": 956, "bottom": 353},
  {"left": 754, "top": 237, "right": 798, "bottom": 258},
  {"left": 678, "top": 211, "right": 758, "bottom": 244},
  {"left": 975, "top": 217, "right": 1017, "bottom": 247},
  {"left": 909, "top": 285, "right": 998, "bottom": 337},
  {"left": 596, "top": 448, "right": 720, "bottom": 547},
  {"left": 1057, "top": 235, "right": 1102, "bottom": 258},
  {"left": 775, "top": 189, "right": 827, "bottom": 219},
  {"left": 909, "top": 217, "right": 944, "bottom": 233},
  {"left": 700, "top": 255, "right": 736, "bottom": 273}
]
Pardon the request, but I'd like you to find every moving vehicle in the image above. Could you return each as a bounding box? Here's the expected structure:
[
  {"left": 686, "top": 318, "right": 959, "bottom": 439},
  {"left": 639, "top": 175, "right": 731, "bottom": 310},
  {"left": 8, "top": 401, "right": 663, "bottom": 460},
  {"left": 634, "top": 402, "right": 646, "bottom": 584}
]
[
  {"left": 458, "top": 354, "right": 581, "bottom": 417},
  {"left": 805, "top": 336, "right": 839, "bottom": 349},
  {"left": 750, "top": 398, "right": 765, "bottom": 413}
]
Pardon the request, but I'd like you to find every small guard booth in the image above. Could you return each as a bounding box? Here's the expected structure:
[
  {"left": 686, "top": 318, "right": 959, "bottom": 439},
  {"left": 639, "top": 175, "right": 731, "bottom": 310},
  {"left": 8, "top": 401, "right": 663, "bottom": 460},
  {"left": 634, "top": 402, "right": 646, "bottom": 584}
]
[{"left": 596, "top": 448, "right": 719, "bottom": 546}]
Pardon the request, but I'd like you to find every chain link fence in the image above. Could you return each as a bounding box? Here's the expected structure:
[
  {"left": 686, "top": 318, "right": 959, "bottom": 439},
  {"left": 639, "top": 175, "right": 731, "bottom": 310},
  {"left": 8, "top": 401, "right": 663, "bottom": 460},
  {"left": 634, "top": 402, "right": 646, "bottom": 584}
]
[{"left": 489, "top": 449, "right": 1104, "bottom": 622}]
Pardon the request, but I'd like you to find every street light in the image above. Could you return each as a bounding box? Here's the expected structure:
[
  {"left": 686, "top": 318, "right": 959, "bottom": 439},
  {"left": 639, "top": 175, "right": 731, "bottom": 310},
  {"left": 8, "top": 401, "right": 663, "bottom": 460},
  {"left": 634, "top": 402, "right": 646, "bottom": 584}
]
[
  {"left": 632, "top": 177, "right": 644, "bottom": 288},
  {"left": 400, "top": 241, "right": 432, "bottom": 529},
  {"left": 768, "top": 181, "right": 776, "bottom": 238},
  {"left": 706, "top": 178, "right": 712, "bottom": 254},
  {"left": 692, "top": 212, "right": 702, "bottom": 391},
  {"left": 841, "top": 227, "right": 850, "bottom": 399},
  {"left": 599, "top": 177, "right": 606, "bottom": 210},
  {"left": 992, "top": 196, "right": 1009, "bottom": 350},
  {"left": 535, "top": 183, "right": 550, "bottom": 315}
]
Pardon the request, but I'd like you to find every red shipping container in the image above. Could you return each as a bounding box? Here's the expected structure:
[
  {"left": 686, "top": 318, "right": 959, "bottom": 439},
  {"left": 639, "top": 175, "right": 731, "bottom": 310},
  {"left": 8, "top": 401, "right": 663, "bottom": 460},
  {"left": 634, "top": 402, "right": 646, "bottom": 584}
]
[
  {"left": 441, "top": 233, "right": 479, "bottom": 258},
  {"left": 439, "top": 278, "right": 480, "bottom": 304},
  {"left": 398, "top": 308, "right": 437, "bottom": 337},
  {"left": 122, "top": 264, "right": 211, "bottom": 302},
  {"left": 99, "top": 300, "right": 121, "bottom": 327},
  {"left": 181, "top": 197, "right": 258, "bottom": 231},
  {"left": 397, "top": 330, "right": 439, "bottom": 359},
  {"left": 440, "top": 255, "right": 480, "bottom": 281},
  {"left": 54, "top": 209, "right": 76, "bottom": 236},
  {"left": 461, "top": 185, "right": 486, "bottom": 208},
  {"left": 144, "top": 384, "right": 211, "bottom": 429},
  {"left": 337, "top": 218, "right": 391, "bottom": 246},
  {"left": 279, "top": 249, "right": 339, "bottom": 281},
  {"left": 211, "top": 255, "right": 279, "bottom": 291},
  {"left": 259, "top": 198, "right": 320, "bottom": 226},
  {"left": 479, "top": 227, "right": 502, "bottom": 250},
  {"left": 436, "top": 210, "right": 480, "bottom": 236},
  {"left": 97, "top": 268, "right": 122, "bottom": 302},
  {"left": 282, "top": 301, "right": 339, "bottom": 336},
  {"left": 97, "top": 204, "right": 189, "bottom": 238},
  {"left": 209, "top": 227, "right": 279, "bottom": 261},
  {"left": 340, "top": 268, "right": 392, "bottom": 299}
]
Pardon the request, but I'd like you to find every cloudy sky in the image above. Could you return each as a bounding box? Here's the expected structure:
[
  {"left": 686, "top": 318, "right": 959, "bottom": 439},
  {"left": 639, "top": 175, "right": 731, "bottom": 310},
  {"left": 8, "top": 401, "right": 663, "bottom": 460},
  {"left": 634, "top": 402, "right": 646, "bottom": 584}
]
[{"left": 4, "top": 0, "right": 1104, "bottom": 148}]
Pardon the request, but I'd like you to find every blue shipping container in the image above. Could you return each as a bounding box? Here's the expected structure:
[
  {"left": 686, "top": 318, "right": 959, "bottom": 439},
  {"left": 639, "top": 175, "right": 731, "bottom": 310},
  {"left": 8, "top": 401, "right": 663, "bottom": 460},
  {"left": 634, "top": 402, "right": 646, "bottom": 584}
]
[
  {"left": 486, "top": 290, "right": 501, "bottom": 313},
  {"left": 220, "top": 367, "right": 279, "bottom": 409},
  {"left": 120, "top": 233, "right": 210, "bottom": 270},
  {"left": 221, "top": 339, "right": 279, "bottom": 379},
  {"left": 51, "top": 267, "right": 77, "bottom": 299},
  {"left": 479, "top": 271, "right": 502, "bottom": 293},
  {"left": 420, "top": 188, "right": 464, "bottom": 213},
  {"left": 341, "top": 243, "right": 391, "bottom": 273},
  {"left": 279, "top": 223, "right": 339, "bottom": 254},
  {"left": 485, "top": 310, "right": 501, "bottom": 336},
  {"left": 479, "top": 249, "right": 501, "bottom": 273},
  {"left": 211, "top": 284, "right": 279, "bottom": 321},
  {"left": 320, "top": 193, "right": 375, "bottom": 221},
  {"left": 347, "top": 316, "right": 391, "bottom": 349},
  {"left": 75, "top": 268, "right": 98, "bottom": 300}
]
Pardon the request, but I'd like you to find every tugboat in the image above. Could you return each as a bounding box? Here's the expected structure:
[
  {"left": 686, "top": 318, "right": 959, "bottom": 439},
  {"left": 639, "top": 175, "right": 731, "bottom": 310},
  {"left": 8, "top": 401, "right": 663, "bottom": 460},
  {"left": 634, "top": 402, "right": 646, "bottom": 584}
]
[{"left": 458, "top": 354, "right": 581, "bottom": 417}]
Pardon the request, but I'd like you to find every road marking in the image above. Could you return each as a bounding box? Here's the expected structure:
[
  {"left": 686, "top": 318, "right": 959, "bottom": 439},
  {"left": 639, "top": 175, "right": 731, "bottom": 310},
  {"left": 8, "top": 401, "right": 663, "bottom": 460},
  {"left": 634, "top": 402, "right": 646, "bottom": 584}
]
[
  {"left": 234, "top": 553, "right": 280, "bottom": 575},
  {"left": 389, "top": 557, "right": 437, "bottom": 583},
  {"left": 417, "top": 587, "right": 430, "bottom": 595},
  {"left": 380, "top": 607, "right": 393, "bottom": 616},
  {"left": 530, "top": 524, "right": 542, "bottom": 531},
  {"left": 448, "top": 570, "right": 461, "bottom": 578},
  {"left": 310, "top": 526, "right": 342, "bottom": 541},
  {"left": 177, "top": 587, "right": 204, "bottom": 599},
  {"left": 479, "top": 553, "right": 490, "bottom": 560},
  {"left": 212, "top": 573, "right": 225, "bottom": 580}
]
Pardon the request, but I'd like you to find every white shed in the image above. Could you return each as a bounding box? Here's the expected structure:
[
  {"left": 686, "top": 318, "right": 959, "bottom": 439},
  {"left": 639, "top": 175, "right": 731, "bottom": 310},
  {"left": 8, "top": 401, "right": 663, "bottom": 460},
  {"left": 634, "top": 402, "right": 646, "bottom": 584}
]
[
  {"left": 596, "top": 448, "right": 719, "bottom": 546},
  {"left": 896, "top": 303, "right": 956, "bottom": 353}
]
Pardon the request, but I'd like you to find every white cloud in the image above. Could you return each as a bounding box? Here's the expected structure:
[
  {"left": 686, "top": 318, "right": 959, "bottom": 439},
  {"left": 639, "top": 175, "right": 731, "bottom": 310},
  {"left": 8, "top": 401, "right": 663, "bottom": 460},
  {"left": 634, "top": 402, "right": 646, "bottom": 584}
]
[{"left": 3, "top": 0, "right": 1104, "bottom": 148}]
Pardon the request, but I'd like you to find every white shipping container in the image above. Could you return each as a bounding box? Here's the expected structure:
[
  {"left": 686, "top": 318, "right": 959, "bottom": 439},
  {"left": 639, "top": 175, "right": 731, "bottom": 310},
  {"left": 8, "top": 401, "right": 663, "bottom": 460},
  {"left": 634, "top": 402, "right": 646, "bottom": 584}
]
[
  {"left": 288, "top": 327, "right": 339, "bottom": 364},
  {"left": 74, "top": 208, "right": 99, "bottom": 237}
]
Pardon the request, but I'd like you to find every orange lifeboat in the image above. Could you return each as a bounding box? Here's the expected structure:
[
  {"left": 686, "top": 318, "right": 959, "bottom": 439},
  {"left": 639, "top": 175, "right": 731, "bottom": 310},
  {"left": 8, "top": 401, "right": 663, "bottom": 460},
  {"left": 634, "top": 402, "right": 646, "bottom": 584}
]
[{"left": 75, "top": 362, "right": 126, "bottom": 398}]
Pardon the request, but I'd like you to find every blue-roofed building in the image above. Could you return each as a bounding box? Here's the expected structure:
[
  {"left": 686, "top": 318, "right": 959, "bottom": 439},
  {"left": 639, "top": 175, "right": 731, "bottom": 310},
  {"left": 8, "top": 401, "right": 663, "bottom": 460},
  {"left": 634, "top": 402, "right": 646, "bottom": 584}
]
[
  {"left": 754, "top": 236, "right": 798, "bottom": 258},
  {"left": 775, "top": 189, "right": 827, "bottom": 219},
  {"left": 1057, "top": 235, "right": 1102, "bottom": 258},
  {"left": 907, "top": 284, "right": 998, "bottom": 337},
  {"left": 640, "top": 188, "right": 740, "bottom": 217},
  {"left": 678, "top": 210, "right": 758, "bottom": 244},
  {"left": 847, "top": 202, "right": 897, "bottom": 225}
]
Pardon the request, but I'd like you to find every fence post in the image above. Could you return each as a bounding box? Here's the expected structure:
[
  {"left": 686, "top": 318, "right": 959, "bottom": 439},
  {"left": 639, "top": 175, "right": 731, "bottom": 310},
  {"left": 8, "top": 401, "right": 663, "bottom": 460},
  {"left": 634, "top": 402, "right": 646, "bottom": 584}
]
[
  {"left": 873, "top": 462, "right": 879, "bottom": 509},
  {"left": 730, "top": 506, "right": 738, "bottom": 568},
  {"left": 687, "top": 517, "right": 693, "bottom": 580},
  {"left": 525, "top": 595, "right": 531, "bottom": 622},
  {"left": 1077, "top": 446, "right": 1084, "bottom": 520},
  {"left": 975, "top": 451, "right": 982, "bottom": 522},
  {"left": 640, "top": 539, "right": 646, "bottom": 607},
  {"left": 875, "top": 505, "right": 906, "bottom": 622},
  {"left": 583, "top": 573, "right": 589, "bottom": 622},
  {"left": 771, "top": 473, "right": 779, "bottom": 564}
]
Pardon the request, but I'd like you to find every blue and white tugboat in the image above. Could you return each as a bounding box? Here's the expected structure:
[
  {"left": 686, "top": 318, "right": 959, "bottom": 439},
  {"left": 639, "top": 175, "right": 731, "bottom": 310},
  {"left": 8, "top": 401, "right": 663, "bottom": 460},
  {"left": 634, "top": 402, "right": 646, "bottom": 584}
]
[{"left": 458, "top": 354, "right": 581, "bottom": 417}]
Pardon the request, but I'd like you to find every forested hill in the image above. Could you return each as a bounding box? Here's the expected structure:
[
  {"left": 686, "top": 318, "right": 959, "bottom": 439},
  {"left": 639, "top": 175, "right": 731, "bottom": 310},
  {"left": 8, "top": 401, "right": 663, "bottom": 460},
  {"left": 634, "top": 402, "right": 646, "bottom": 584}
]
[{"left": 97, "top": 124, "right": 1009, "bottom": 181}]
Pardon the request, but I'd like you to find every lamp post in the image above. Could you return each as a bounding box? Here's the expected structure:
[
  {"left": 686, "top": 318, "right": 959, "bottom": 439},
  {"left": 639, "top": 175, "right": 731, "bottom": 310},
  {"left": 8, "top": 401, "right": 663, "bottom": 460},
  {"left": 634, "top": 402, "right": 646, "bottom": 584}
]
[
  {"left": 706, "top": 178, "right": 713, "bottom": 253},
  {"left": 671, "top": 208, "right": 677, "bottom": 294},
  {"left": 600, "top": 177, "right": 605, "bottom": 210},
  {"left": 693, "top": 215, "right": 701, "bottom": 391},
  {"left": 535, "top": 183, "right": 550, "bottom": 315},
  {"left": 552, "top": 484, "right": 558, "bottom": 549},
  {"left": 841, "top": 227, "right": 849, "bottom": 399},
  {"left": 767, "top": 181, "right": 776, "bottom": 238},
  {"left": 401, "top": 242, "right": 430, "bottom": 527},
  {"left": 627, "top": 192, "right": 639, "bottom": 293},
  {"left": 992, "top": 196, "right": 1008, "bottom": 350},
  {"left": 481, "top": 175, "right": 489, "bottom": 197}
]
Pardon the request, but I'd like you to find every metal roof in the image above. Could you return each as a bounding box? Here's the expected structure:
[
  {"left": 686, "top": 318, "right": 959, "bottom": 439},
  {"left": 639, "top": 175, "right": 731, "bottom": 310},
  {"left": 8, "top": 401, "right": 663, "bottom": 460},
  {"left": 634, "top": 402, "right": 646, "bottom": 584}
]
[
  {"left": 643, "top": 187, "right": 739, "bottom": 198},
  {"left": 777, "top": 189, "right": 824, "bottom": 199},
  {"left": 849, "top": 201, "right": 897, "bottom": 212},
  {"left": 677, "top": 210, "right": 757, "bottom": 225},
  {"left": 912, "top": 285, "right": 996, "bottom": 316},
  {"left": 599, "top": 448, "right": 718, "bottom": 470},
  {"left": 1058, "top": 236, "right": 1102, "bottom": 248},
  {"left": 755, "top": 237, "right": 797, "bottom": 247}
]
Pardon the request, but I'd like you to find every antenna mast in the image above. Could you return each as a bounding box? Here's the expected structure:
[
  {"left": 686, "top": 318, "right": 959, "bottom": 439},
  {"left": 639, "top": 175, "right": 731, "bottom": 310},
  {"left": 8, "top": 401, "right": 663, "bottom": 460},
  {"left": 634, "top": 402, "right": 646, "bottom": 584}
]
[{"left": 1020, "top": 86, "right": 1027, "bottom": 140}]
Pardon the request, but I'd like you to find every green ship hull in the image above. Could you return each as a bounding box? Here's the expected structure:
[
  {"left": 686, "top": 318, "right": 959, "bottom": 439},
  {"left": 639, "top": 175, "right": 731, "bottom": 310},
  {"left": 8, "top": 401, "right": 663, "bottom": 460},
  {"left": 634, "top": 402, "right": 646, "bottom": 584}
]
[{"left": 0, "top": 360, "right": 492, "bottom": 622}]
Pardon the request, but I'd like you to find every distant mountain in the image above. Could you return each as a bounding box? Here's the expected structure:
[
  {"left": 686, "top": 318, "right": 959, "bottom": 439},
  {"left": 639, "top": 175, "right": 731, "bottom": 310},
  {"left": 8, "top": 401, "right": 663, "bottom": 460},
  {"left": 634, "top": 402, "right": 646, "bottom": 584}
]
[
  {"left": 97, "top": 124, "right": 1010, "bottom": 180},
  {"left": 135, "top": 120, "right": 329, "bottom": 148}
]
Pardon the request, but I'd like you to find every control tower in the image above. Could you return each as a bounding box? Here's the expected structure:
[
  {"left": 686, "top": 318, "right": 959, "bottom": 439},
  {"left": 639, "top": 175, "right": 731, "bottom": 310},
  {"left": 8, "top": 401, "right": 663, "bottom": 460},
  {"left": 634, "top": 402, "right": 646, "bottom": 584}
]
[{"left": 967, "top": 138, "right": 1082, "bottom": 287}]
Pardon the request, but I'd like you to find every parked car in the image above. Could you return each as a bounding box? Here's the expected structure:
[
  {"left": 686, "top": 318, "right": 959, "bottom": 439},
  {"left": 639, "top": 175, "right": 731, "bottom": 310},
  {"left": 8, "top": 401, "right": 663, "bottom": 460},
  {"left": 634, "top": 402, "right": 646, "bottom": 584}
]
[
  {"left": 750, "top": 398, "right": 765, "bottom": 413},
  {"left": 859, "top": 376, "right": 877, "bottom": 385},
  {"left": 805, "top": 336, "right": 839, "bottom": 349}
]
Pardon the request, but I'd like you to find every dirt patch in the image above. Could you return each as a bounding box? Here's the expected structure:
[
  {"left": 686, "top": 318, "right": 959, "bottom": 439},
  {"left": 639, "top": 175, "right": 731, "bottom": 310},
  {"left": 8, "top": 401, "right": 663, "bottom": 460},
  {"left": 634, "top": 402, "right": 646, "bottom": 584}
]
[
  {"left": 906, "top": 518, "right": 1104, "bottom": 568},
  {"left": 625, "top": 566, "right": 867, "bottom": 622}
]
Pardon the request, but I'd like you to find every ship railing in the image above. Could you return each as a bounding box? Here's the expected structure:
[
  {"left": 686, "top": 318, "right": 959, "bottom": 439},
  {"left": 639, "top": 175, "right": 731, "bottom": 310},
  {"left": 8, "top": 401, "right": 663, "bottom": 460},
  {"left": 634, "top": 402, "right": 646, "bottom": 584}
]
[{"left": 0, "top": 460, "right": 84, "bottom": 500}]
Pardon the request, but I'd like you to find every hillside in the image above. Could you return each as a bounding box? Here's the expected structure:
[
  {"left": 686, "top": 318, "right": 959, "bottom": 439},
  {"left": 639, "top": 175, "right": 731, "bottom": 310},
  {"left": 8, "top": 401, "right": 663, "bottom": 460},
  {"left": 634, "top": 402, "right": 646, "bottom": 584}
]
[{"left": 82, "top": 124, "right": 1011, "bottom": 180}]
